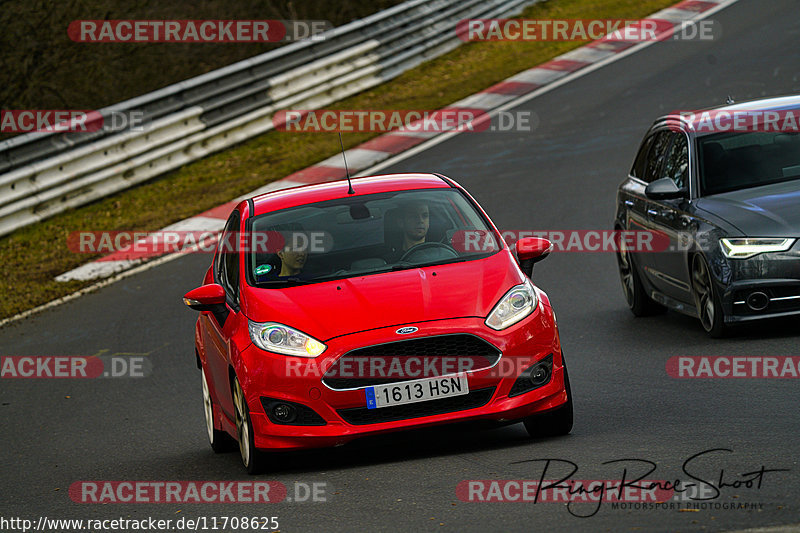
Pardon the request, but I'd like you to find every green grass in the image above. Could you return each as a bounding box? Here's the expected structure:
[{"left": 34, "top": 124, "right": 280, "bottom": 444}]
[{"left": 0, "top": 0, "right": 678, "bottom": 320}]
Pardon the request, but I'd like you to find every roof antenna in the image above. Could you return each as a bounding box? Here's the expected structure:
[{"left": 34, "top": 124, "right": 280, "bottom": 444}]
[
  {"left": 338, "top": 132, "right": 355, "bottom": 195},
  {"left": 726, "top": 95, "right": 735, "bottom": 105}
]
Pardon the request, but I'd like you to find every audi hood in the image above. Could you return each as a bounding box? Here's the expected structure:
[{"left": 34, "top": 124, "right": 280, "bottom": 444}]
[{"left": 696, "top": 180, "right": 800, "bottom": 238}]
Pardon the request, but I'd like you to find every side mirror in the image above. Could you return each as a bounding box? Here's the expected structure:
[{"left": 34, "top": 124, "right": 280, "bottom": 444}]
[
  {"left": 183, "top": 284, "right": 226, "bottom": 312},
  {"left": 645, "top": 177, "right": 686, "bottom": 200},
  {"left": 516, "top": 238, "right": 552, "bottom": 278}
]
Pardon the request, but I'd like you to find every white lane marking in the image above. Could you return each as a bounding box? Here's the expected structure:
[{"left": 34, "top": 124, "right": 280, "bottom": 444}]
[
  {"left": 317, "top": 148, "right": 392, "bottom": 170},
  {"left": 558, "top": 47, "right": 617, "bottom": 64},
  {"left": 160, "top": 215, "right": 226, "bottom": 232},
  {"left": 239, "top": 179, "right": 306, "bottom": 200},
  {"left": 55, "top": 260, "right": 142, "bottom": 282},
  {"left": 651, "top": 7, "right": 707, "bottom": 23},
  {"left": 452, "top": 92, "right": 517, "bottom": 110},
  {"left": 507, "top": 68, "right": 567, "bottom": 85},
  {"left": 391, "top": 127, "right": 440, "bottom": 138}
]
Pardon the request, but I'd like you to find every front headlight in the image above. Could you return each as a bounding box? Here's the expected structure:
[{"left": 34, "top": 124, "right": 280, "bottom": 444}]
[
  {"left": 719, "top": 238, "right": 795, "bottom": 259},
  {"left": 485, "top": 280, "right": 538, "bottom": 330},
  {"left": 248, "top": 321, "right": 326, "bottom": 357}
]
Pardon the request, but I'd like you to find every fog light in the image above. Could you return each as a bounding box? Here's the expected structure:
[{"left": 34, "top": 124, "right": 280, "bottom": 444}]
[
  {"left": 530, "top": 364, "right": 551, "bottom": 387},
  {"left": 508, "top": 354, "right": 554, "bottom": 398},
  {"left": 746, "top": 291, "right": 769, "bottom": 311},
  {"left": 272, "top": 403, "right": 296, "bottom": 423},
  {"left": 260, "top": 397, "right": 326, "bottom": 426}
]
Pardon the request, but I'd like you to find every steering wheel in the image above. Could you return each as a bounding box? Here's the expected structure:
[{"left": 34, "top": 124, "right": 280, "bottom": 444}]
[{"left": 398, "top": 241, "right": 459, "bottom": 263}]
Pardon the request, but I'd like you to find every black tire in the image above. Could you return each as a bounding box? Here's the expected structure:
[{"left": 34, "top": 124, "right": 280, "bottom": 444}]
[
  {"left": 523, "top": 358, "right": 573, "bottom": 438},
  {"left": 201, "top": 370, "right": 235, "bottom": 453},
  {"left": 616, "top": 241, "right": 665, "bottom": 316},
  {"left": 691, "top": 254, "right": 728, "bottom": 338},
  {"left": 233, "top": 376, "right": 269, "bottom": 474}
]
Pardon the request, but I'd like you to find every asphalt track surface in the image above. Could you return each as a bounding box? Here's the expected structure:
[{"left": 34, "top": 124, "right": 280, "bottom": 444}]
[{"left": 2, "top": 1, "right": 800, "bottom": 531}]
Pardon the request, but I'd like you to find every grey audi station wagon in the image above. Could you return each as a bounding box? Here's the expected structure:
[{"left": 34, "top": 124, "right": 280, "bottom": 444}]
[{"left": 615, "top": 95, "right": 800, "bottom": 337}]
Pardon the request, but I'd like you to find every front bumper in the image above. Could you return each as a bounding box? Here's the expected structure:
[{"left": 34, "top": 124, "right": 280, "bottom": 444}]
[
  {"left": 715, "top": 248, "right": 800, "bottom": 323},
  {"left": 724, "top": 279, "right": 800, "bottom": 322},
  {"left": 237, "top": 307, "right": 565, "bottom": 451}
]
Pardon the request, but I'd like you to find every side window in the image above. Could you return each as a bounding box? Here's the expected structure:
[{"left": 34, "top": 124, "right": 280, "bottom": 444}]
[
  {"left": 661, "top": 133, "right": 689, "bottom": 189},
  {"left": 216, "top": 210, "right": 240, "bottom": 302},
  {"left": 643, "top": 131, "right": 672, "bottom": 183},
  {"left": 224, "top": 235, "right": 239, "bottom": 299},
  {"left": 631, "top": 134, "right": 654, "bottom": 179}
]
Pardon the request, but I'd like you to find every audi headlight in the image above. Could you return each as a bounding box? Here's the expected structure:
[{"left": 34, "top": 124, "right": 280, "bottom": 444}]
[
  {"left": 719, "top": 238, "right": 795, "bottom": 259},
  {"left": 248, "top": 321, "right": 326, "bottom": 357},
  {"left": 485, "top": 280, "right": 538, "bottom": 330}
]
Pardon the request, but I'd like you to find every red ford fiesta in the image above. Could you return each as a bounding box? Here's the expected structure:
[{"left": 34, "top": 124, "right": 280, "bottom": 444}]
[{"left": 184, "top": 173, "right": 572, "bottom": 473}]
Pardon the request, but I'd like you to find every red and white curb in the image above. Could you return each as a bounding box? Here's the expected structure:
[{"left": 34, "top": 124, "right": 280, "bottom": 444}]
[{"left": 56, "top": 0, "right": 735, "bottom": 282}]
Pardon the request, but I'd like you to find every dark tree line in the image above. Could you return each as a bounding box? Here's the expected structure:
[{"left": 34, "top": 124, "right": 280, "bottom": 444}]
[{"left": 0, "top": 0, "right": 402, "bottom": 138}]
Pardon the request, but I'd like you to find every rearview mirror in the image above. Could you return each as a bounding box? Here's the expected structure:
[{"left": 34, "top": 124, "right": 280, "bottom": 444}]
[
  {"left": 516, "top": 238, "right": 552, "bottom": 278},
  {"left": 645, "top": 177, "right": 685, "bottom": 200},
  {"left": 183, "top": 284, "right": 226, "bottom": 312}
]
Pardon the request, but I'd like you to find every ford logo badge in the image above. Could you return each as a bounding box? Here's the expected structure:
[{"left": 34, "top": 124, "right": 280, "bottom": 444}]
[{"left": 396, "top": 327, "right": 418, "bottom": 335}]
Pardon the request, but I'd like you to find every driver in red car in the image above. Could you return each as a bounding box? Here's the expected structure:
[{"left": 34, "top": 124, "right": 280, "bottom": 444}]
[{"left": 387, "top": 200, "right": 430, "bottom": 262}]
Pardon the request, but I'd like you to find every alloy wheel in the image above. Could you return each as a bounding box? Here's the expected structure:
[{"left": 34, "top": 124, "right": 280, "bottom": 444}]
[
  {"left": 691, "top": 255, "right": 716, "bottom": 332},
  {"left": 233, "top": 378, "right": 251, "bottom": 468},
  {"left": 201, "top": 371, "right": 215, "bottom": 443},
  {"left": 617, "top": 244, "right": 635, "bottom": 307}
]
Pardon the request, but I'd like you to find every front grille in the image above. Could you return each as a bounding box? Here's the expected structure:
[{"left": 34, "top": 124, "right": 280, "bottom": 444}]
[
  {"left": 337, "top": 387, "right": 495, "bottom": 425},
  {"left": 323, "top": 334, "right": 501, "bottom": 390}
]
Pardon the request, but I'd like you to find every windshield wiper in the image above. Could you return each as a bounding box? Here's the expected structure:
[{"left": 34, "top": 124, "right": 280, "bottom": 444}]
[{"left": 390, "top": 256, "right": 485, "bottom": 271}]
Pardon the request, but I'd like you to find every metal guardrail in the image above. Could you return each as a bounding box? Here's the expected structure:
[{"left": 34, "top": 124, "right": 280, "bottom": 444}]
[{"left": 0, "top": 0, "right": 538, "bottom": 237}]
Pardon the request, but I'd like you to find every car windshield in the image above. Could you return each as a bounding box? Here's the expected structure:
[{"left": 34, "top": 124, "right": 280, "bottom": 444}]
[
  {"left": 246, "top": 188, "right": 501, "bottom": 287},
  {"left": 698, "top": 131, "right": 800, "bottom": 196}
]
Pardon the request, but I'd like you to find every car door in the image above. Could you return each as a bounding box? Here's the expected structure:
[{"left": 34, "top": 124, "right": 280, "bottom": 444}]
[
  {"left": 643, "top": 131, "right": 696, "bottom": 302},
  {"left": 201, "top": 210, "right": 241, "bottom": 420}
]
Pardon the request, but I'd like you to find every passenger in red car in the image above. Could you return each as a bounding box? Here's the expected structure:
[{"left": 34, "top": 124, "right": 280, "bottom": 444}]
[{"left": 277, "top": 247, "right": 307, "bottom": 276}]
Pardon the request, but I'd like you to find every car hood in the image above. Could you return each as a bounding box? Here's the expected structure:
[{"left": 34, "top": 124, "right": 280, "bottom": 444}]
[
  {"left": 240, "top": 251, "right": 525, "bottom": 341},
  {"left": 696, "top": 180, "right": 800, "bottom": 237}
]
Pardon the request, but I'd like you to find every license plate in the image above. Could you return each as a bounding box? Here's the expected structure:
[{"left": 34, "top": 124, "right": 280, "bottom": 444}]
[{"left": 365, "top": 374, "right": 469, "bottom": 409}]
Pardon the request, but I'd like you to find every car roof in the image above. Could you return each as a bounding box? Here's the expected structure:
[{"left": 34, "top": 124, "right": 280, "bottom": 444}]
[
  {"left": 654, "top": 94, "right": 800, "bottom": 137},
  {"left": 247, "top": 173, "right": 453, "bottom": 217}
]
